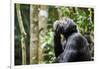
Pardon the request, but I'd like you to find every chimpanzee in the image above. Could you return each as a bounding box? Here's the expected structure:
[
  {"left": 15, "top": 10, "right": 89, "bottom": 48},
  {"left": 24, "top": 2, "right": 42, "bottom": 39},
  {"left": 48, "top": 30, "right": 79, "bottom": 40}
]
[{"left": 53, "top": 18, "right": 92, "bottom": 63}]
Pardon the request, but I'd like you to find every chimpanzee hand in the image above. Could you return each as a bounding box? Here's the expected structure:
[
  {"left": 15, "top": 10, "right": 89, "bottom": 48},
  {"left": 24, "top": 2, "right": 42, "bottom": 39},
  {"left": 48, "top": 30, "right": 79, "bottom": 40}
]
[{"left": 53, "top": 20, "right": 62, "bottom": 36}]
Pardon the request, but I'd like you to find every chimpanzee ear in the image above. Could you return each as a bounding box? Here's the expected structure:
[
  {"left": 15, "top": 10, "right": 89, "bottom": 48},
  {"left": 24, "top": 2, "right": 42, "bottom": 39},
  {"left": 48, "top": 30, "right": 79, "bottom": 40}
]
[
  {"left": 70, "top": 25, "right": 77, "bottom": 32},
  {"left": 73, "top": 25, "right": 77, "bottom": 29}
]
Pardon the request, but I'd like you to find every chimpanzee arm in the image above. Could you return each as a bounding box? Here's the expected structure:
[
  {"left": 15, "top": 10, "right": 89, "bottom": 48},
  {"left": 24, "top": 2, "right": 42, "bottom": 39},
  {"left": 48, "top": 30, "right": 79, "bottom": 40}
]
[
  {"left": 54, "top": 31, "right": 63, "bottom": 58},
  {"left": 53, "top": 21, "right": 64, "bottom": 58}
]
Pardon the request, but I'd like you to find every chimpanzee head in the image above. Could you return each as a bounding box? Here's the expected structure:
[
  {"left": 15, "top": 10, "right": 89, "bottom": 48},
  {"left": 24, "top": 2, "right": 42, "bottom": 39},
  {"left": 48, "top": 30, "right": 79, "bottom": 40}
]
[{"left": 54, "top": 18, "right": 78, "bottom": 36}]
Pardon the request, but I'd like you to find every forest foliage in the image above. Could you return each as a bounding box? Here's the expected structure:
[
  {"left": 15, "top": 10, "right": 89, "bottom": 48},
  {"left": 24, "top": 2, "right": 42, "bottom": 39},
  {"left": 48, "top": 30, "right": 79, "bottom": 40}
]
[{"left": 15, "top": 4, "right": 94, "bottom": 65}]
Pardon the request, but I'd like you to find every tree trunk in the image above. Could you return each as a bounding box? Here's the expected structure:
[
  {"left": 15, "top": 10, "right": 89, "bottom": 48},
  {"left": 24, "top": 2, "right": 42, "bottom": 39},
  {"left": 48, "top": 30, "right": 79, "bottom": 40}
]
[
  {"left": 16, "top": 4, "right": 27, "bottom": 65},
  {"left": 30, "top": 5, "right": 39, "bottom": 64},
  {"left": 38, "top": 5, "right": 48, "bottom": 63}
]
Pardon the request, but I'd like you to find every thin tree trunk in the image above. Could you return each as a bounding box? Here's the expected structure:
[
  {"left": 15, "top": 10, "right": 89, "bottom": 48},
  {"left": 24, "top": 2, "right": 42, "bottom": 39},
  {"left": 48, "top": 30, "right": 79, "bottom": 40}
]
[
  {"left": 38, "top": 5, "right": 48, "bottom": 63},
  {"left": 16, "top": 4, "right": 27, "bottom": 65},
  {"left": 30, "top": 5, "right": 39, "bottom": 64},
  {"left": 57, "top": 7, "right": 63, "bottom": 19}
]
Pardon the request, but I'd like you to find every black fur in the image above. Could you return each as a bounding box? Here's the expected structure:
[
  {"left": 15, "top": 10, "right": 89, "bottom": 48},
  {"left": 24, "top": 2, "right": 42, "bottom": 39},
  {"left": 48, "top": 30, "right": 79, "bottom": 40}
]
[{"left": 54, "top": 18, "right": 91, "bottom": 63}]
